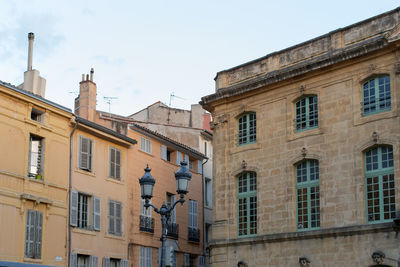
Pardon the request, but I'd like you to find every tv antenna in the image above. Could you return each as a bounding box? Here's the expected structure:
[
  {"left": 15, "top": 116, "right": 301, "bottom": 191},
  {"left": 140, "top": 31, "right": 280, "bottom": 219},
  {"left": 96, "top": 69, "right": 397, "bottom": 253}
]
[
  {"left": 104, "top": 96, "right": 118, "bottom": 115},
  {"left": 167, "top": 92, "right": 186, "bottom": 124}
]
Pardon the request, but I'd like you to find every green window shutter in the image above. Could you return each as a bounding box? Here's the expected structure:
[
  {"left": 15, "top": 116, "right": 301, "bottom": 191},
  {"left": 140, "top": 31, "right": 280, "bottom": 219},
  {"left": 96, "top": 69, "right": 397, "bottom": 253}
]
[
  {"left": 93, "top": 196, "right": 101, "bottom": 231},
  {"left": 70, "top": 191, "right": 78, "bottom": 226}
]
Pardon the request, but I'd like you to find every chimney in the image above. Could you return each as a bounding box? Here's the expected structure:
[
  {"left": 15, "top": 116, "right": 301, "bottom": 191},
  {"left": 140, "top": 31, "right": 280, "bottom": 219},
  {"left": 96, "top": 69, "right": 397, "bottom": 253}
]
[
  {"left": 74, "top": 68, "right": 97, "bottom": 121},
  {"left": 18, "top": 32, "right": 47, "bottom": 98}
]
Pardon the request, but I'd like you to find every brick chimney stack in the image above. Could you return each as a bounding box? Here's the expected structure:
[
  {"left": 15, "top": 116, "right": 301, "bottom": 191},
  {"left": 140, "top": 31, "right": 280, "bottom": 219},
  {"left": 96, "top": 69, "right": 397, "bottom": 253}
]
[{"left": 74, "top": 68, "right": 97, "bottom": 121}]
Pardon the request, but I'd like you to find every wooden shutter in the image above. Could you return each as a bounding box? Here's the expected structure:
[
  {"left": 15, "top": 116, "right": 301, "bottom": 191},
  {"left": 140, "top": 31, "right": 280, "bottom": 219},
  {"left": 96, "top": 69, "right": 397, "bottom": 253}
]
[
  {"left": 109, "top": 148, "right": 115, "bottom": 178},
  {"left": 115, "top": 202, "right": 122, "bottom": 235},
  {"left": 146, "top": 248, "right": 152, "bottom": 267},
  {"left": 25, "top": 210, "right": 34, "bottom": 258},
  {"left": 90, "top": 255, "right": 98, "bottom": 267},
  {"left": 79, "top": 136, "right": 89, "bottom": 170},
  {"left": 70, "top": 253, "right": 77, "bottom": 267},
  {"left": 161, "top": 145, "right": 167, "bottom": 160},
  {"left": 108, "top": 201, "right": 115, "bottom": 234},
  {"left": 35, "top": 211, "right": 42, "bottom": 258},
  {"left": 198, "top": 256, "right": 204, "bottom": 267},
  {"left": 115, "top": 149, "right": 121, "bottom": 179},
  {"left": 184, "top": 154, "right": 189, "bottom": 164},
  {"left": 188, "top": 201, "right": 193, "bottom": 228},
  {"left": 193, "top": 201, "right": 198, "bottom": 228},
  {"left": 93, "top": 196, "right": 101, "bottom": 231},
  {"left": 121, "top": 259, "right": 129, "bottom": 267},
  {"left": 176, "top": 152, "right": 181, "bottom": 165},
  {"left": 102, "top": 257, "right": 110, "bottom": 267},
  {"left": 70, "top": 191, "right": 78, "bottom": 226},
  {"left": 198, "top": 160, "right": 202, "bottom": 174},
  {"left": 140, "top": 247, "right": 145, "bottom": 267}
]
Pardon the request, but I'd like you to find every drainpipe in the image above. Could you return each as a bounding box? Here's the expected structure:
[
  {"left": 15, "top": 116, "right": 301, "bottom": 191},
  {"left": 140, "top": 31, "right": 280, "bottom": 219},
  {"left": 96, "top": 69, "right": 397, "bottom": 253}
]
[
  {"left": 201, "top": 157, "right": 209, "bottom": 262},
  {"left": 68, "top": 118, "right": 79, "bottom": 267}
]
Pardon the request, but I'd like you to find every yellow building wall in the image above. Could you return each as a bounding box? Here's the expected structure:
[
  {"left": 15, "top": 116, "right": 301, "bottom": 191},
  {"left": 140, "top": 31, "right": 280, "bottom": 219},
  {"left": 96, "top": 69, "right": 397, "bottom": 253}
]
[{"left": 0, "top": 84, "right": 72, "bottom": 266}]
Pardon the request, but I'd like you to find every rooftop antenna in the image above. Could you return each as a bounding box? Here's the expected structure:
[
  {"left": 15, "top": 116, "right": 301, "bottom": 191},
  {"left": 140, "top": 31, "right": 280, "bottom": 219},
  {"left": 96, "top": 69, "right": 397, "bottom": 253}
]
[
  {"left": 167, "top": 92, "right": 186, "bottom": 124},
  {"left": 104, "top": 96, "right": 118, "bottom": 116}
]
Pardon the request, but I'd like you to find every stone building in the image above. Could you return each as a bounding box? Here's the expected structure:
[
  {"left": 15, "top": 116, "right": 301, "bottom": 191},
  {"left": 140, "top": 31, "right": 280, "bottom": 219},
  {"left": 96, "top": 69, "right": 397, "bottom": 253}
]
[{"left": 201, "top": 7, "right": 400, "bottom": 267}]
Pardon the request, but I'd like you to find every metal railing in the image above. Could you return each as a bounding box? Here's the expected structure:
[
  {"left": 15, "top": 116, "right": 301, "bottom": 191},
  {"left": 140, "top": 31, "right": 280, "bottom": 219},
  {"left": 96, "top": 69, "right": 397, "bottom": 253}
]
[
  {"left": 166, "top": 222, "right": 179, "bottom": 238},
  {"left": 188, "top": 227, "right": 200, "bottom": 243},
  {"left": 139, "top": 215, "right": 154, "bottom": 233}
]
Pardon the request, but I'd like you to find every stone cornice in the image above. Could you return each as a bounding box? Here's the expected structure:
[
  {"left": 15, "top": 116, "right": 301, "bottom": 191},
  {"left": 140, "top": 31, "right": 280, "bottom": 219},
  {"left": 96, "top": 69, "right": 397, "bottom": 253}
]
[
  {"left": 208, "top": 222, "right": 395, "bottom": 248},
  {"left": 201, "top": 36, "right": 390, "bottom": 108}
]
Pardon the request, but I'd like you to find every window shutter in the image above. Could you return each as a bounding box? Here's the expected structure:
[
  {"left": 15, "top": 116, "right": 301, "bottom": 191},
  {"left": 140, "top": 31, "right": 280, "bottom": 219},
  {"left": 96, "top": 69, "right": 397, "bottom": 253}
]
[
  {"left": 184, "top": 154, "right": 189, "bottom": 164},
  {"left": 93, "top": 196, "right": 101, "bottom": 231},
  {"left": 70, "top": 191, "right": 78, "bottom": 226},
  {"left": 115, "top": 202, "right": 122, "bottom": 235},
  {"left": 161, "top": 145, "right": 167, "bottom": 160},
  {"left": 140, "top": 247, "right": 145, "bottom": 267},
  {"left": 147, "top": 248, "right": 152, "bottom": 267},
  {"left": 25, "top": 210, "right": 34, "bottom": 258},
  {"left": 79, "top": 136, "right": 89, "bottom": 170},
  {"left": 184, "top": 254, "right": 190, "bottom": 267},
  {"left": 70, "top": 254, "right": 77, "bottom": 267},
  {"left": 198, "top": 160, "right": 202, "bottom": 174},
  {"left": 109, "top": 201, "right": 115, "bottom": 234},
  {"left": 115, "top": 149, "right": 121, "bottom": 179},
  {"left": 198, "top": 256, "right": 204, "bottom": 267},
  {"left": 176, "top": 152, "right": 181, "bottom": 165},
  {"left": 188, "top": 201, "right": 193, "bottom": 228},
  {"left": 35, "top": 211, "right": 42, "bottom": 258},
  {"left": 90, "top": 255, "right": 98, "bottom": 267},
  {"left": 171, "top": 195, "right": 176, "bottom": 223},
  {"left": 102, "top": 257, "right": 110, "bottom": 267},
  {"left": 193, "top": 201, "right": 198, "bottom": 228},
  {"left": 121, "top": 259, "right": 129, "bottom": 267},
  {"left": 109, "top": 148, "right": 115, "bottom": 178}
]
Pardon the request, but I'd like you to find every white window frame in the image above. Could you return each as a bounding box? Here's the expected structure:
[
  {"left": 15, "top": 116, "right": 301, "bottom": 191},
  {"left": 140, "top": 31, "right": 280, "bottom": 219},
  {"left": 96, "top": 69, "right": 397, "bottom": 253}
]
[
  {"left": 109, "top": 146, "right": 122, "bottom": 180},
  {"left": 140, "top": 136, "right": 152, "bottom": 154}
]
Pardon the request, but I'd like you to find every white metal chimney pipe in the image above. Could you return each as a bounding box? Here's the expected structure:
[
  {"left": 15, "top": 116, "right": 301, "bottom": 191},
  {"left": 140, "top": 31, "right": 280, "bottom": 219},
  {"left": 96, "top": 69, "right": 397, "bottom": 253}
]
[{"left": 27, "top": 32, "right": 34, "bottom": 71}]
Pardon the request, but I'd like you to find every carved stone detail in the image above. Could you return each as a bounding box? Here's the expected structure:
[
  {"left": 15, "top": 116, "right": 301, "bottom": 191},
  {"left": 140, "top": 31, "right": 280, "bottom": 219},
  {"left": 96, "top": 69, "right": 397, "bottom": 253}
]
[
  {"left": 241, "top": 160, "right": 247, "bottom": 170},
  {"left": 299, "top": 257, "right": 310, "bottom": 267},
  {"left": 372, "top": 131, "right": 378, "bottom": 143},
  {"left": 371, "top": 251, "right": 385, "bottom": 264},
  {"left": 301, "top": 147, "right": 308, "bottom": 158}
]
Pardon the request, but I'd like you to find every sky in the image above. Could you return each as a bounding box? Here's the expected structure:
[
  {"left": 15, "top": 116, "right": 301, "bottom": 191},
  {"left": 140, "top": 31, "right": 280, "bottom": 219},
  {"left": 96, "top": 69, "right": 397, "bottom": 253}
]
[{"left": 0, "top": 1, "right": 399, "bottom": 116}]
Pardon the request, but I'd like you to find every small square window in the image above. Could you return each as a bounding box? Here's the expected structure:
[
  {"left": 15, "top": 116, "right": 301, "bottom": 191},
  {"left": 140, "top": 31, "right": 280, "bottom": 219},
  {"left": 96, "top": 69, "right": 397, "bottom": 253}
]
[{"left": 31, "top": 108, "right": 44, "bottom": 123}]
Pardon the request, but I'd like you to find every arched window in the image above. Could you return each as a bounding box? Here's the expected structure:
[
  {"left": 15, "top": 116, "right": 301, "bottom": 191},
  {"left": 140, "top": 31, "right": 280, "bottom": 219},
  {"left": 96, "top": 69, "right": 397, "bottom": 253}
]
[
  {"left": 296, "top": 159, "right": 320, "bottom": 230},
  {"left": 237, "top": 172, "right": 257, "bottom": 236},
  {"left": 365, "top": 145, "right": 396, "bottom": 222},
  {"left": 237, "top": 113, "right": 256, "bottom": 145},
  {"left": 362, "top": 75, "right": 391, "bottom": 115},
  {"left": 295, "top": 96, "right": 318, "bottom": 132}
]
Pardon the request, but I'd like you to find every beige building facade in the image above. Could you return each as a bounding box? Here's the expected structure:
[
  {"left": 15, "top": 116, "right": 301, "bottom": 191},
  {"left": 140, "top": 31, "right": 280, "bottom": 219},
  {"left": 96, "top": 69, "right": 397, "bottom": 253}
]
[{"left": 201, "top": 8, "right": 400, "bottom": 267}]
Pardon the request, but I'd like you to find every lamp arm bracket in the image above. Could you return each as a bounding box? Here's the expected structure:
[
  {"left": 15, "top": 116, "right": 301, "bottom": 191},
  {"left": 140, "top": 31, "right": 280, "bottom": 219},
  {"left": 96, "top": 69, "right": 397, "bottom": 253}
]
[
  {"left": 171, "top": 195, "right": 185, "bottom": 211},
  {"left": 144, "top": 202, "right": 160, "bottom": 214}
]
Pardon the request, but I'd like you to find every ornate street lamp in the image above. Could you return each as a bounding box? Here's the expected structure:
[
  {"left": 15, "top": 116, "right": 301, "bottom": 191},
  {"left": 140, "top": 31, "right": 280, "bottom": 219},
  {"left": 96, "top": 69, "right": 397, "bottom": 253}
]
[{"left": 138, "top": 161, "right": 192, "bottom": 267}]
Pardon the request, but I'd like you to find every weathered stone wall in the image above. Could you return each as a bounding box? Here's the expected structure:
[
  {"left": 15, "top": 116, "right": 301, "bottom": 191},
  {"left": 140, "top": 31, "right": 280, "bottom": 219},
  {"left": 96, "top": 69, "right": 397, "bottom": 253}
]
[{"left": 208, "top": 44, "right": 400, "bottom": 266}]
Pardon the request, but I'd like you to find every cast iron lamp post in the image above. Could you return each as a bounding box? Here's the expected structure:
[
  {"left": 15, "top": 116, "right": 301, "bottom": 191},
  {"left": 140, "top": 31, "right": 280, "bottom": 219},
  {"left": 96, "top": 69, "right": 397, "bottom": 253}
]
[{"left": 138, "top": 161, "right": 192, "bottom": 267}]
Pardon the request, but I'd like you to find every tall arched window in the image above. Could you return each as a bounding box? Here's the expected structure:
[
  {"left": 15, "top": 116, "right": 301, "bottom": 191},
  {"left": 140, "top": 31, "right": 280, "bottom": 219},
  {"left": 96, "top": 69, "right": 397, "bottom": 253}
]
[
  {"left": 296, "top": 159, "right": 320, "bottom": 230},
  {"left": 237, "top": 113, "right": 256, "bottom": 145},
  {"left": 295, "top": 96, "right": 318, "bottom": 132},
  {"left": 237, "top": 172, "right": 257, "bottom": 236},
  {"left": 365, "top": 145, "right": 396, "bottom": 222},
  {"left": 362, "top": 75, "right": 391, "bottom": 115}
]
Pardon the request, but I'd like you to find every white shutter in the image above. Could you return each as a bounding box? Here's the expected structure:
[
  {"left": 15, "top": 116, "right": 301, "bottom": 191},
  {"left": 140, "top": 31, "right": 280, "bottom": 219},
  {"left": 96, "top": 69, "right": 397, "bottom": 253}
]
[
  {"left": 161, "top": 145, "right": 167, "bottom": 160},
  {"left": 93, "top": 196, "right": 101, "bottom": 231},
  {"left": 115, "top": 202, "right": 122, "bottom": 235},
  {"left": 184, "top": 154, "right": 189, "bottom": 164},
  {"left": 188, "top": 201, "right": 193, "bottom": 228},
  {"left": 109, "top": 148, "right": 115, "bottom": 178},
  {"left": 90, "top": 255, "right": 98, "bottom": 267},
  {"left": 184, "top": 254, "right": 190, "bottom": 267},
  {"left": 197, "top": 160, "right": 202, "bottom": 174},
  {"left": 79, "top": 136, "right": 89, "bottom": 170},
  {"left": 147, "top": 247, "right": 152, "bottom": 267},
  {"left": 176, "top": 152, "right": 181, "bottom": 165},
  {"left": 109, "top": 201, "right": 115, "bottom": 234},
  {"left": 70, "top": 191, "right": 78, "bottom": 226},
  {"left": 140, "top": 247, "right": 145, "bottom": 267},
  {"left": 25, "top": 210, "right": 34, "bottom": 258},
  {"left": 35, "top": 211, "right": 42, "bottom": 258},
  {"left": 70, "top": 253, "right": 77, "bottom": 267},
  {"left": 171, "top": 195, "right": 176, "bottom": 223},
  {"left": 102, "top": 257, "right": 110, "bottom": 267},
  {"left": 193, "top": 201, "right": 198, "bottom": 228},
  {"left": 122, "top": 259, "right": 129, "bottom": 267},
  {"left": 115, "top": 149, "right": 121, "bottom": 179},
  {"left": 198, "top": 256, "right": 204, "bottom": 267}
]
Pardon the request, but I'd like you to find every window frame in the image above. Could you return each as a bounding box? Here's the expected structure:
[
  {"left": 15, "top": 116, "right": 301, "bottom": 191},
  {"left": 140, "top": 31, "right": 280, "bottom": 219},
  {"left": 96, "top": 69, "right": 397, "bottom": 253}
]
[
  {"left": 237, "top": 112, "right": 256, "bottom": 146},
  {"left": 364, "top": 145, "right": 396, "bottom": 223},
  {"left": 109, "top": 146, "right": 122, "bottom": 180},
  {"left": 362, "top": 75, "right": 391, "bottom": 116},
  {"left": 295, "top": 159, "right": 320, "bottom": 231},
  {"left": 294, "top": 95, "right": 318, "bottom": 132},
  {"left": 237, "top": 172, "right": 257, "bottom": 237},
  {"left": 28, "top": 134, "right": 44, "bottom": 179}
]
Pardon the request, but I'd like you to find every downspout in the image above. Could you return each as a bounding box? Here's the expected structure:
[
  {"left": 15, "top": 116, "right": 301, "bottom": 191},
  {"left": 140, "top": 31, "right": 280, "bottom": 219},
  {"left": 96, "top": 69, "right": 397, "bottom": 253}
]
[
  {"left": 68, "top": 118, "right": 79, "bottom": 267},
  {"left": 201, "top": 157, "right": 209, "bottom": 261}
]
